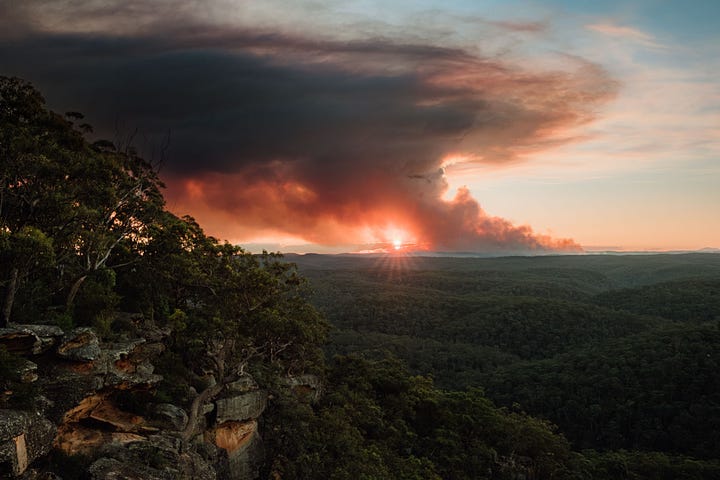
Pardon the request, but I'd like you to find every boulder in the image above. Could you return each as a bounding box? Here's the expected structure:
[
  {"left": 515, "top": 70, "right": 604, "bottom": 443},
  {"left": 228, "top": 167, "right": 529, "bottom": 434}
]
[
  {"left": 88, "top": 457, "right": 173, "bottom": 480},
  {"left": 151, "top": 403, "right": 188, "bottom": 431},
  {"left": 88, "top": 399, "right": 147, "bottom": 432},
  {"left": 54, "top": 393, "right": 159, "bottom": 456},
  {"left": 208, "top": 420, "right": 257, "bottom": 455},
  {"left": 95, "top": 338, "right": 162, "bottom": 388},
  {"left": 57, "top": 328, "right": 101, "bottom": 362},
  {"left": 18, "top": 360, "right": 38, "bottom": 384},
  {"left": 16, "top": 470, "right": 62, "bottom": 480},
  {"left": 0, "top": 410, "right": 56, "bottom": 477},
  {"left": 226, "top": 426, "right": 263, "bottom": 480},
  {"left": 206, "top": 420, "right": 262, "bottom": 480},
  {"left": 40, "top": 335, "right": 163, "bottom": 422},
  {"left": 0, "top": 325, "right": 64, "bottom": 356},
  {"left": 215, "top": 390, "right": 266, "bottom": 424},
  {"left": 88, "top": 433, "right": 217, "bottom": 480},
  {"left": 54, "top": 423, "right": 146, "bottom": 457},
  {"left": 38, "top": 364, "right": 104, "bottom": 424},
  {"left": 224, "top": 376, "right": 258, "bottom": 394}
]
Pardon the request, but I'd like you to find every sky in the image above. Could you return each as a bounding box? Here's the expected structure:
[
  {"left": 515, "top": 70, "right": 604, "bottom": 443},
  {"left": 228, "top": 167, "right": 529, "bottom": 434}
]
[{"left": 0, "top": 0, "right": 718, "bottom": 253}]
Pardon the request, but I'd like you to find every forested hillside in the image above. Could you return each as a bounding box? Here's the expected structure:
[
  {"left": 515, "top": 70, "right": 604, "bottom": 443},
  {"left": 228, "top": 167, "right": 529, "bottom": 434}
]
[
  {"left": 293, "top": 253, "right": 720, "bottom": 478},
  {"left": 484, "top": 324, "right": 720, "bottom": 458}
]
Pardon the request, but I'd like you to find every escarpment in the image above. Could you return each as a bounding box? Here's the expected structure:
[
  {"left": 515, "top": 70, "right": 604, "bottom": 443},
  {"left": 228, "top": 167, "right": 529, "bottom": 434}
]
[{"left": 0, "top": 318, "right": 321, "bottom": 479}]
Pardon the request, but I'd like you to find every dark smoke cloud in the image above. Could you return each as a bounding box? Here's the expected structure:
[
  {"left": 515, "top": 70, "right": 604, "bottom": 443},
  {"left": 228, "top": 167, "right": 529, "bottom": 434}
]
[{"left": 0, "top": 1, "right": 617, "bottom": 251}]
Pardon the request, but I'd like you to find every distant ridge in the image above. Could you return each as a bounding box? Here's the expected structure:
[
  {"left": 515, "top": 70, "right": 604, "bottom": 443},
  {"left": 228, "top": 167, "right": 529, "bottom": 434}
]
[{"left": 283, "top": 248, "right": 720, "bottom": 258}]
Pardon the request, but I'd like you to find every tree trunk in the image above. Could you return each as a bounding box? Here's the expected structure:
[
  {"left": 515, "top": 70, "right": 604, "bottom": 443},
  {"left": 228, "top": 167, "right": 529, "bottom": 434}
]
[
  {"left": 181, "top": 381, "right": 224, "bottom": 444},
  {"left": 1, "top": 267, "right": 18, "bottom": 327},
  {"left": 65, "top": 274, "right": 87, "bottom": 311}
]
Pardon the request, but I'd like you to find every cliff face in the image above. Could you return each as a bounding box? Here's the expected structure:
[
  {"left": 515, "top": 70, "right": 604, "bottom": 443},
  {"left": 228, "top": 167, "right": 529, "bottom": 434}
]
[{"left": 0, "top": 321, "right": 288, "bottom": 479}]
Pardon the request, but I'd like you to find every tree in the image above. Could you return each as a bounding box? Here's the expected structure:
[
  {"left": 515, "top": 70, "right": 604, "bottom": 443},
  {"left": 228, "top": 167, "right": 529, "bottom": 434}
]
[
  {"left": 0, "top": 227, "right": 54, "bottom": 327},
  {"left": 59, "top": 142, "right": 165, "bottom": 311},
  {"left": 0, "top": 76, "right": 165, "bottom": 323},
  {"left": 123, "top": 214, "right": 327, "bottom": 443},
  {"left": 176, "top": 241, "right": 327, "bottom": 442}
]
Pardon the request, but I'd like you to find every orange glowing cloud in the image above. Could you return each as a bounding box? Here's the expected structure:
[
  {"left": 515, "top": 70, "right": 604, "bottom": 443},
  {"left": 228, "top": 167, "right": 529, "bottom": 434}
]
[
  {"left": 0, "top": 8, "right": 616, "bottom": 252},
  {"left": 165, "top": 169, "right": 582, "bottom": 253},
  {"left": 150, "top": 31, "right": 615, "bottom": 252},
  {"left": 148, "top": 29, "right": 613, "bottom": 252}
]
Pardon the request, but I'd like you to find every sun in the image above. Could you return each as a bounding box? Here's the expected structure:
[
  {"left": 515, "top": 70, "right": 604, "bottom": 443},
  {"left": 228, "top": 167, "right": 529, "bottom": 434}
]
[{"left": 392, "top": 238, "right": 402, "bottom": 250}]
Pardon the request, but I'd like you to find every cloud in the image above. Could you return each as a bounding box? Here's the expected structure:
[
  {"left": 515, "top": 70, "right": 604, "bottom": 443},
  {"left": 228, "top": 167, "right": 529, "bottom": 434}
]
[
  {"left": 586, "top": 22, "right": 668, "bottom": 50},
  {"left": 0, "top": 2, "right": 618, "bottom": 252}
]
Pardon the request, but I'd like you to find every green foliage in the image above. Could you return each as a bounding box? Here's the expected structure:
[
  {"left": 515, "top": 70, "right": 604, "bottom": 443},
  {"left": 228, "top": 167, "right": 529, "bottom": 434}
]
[
  {"left": 53, "top": 311, "right": 74, "bottom": 332},
  {"left": 0, "top": 226, "right": 55, "bottom": 325},
  {"left": 291, "top": 253, "right": 720, "bottom": 474},
  {"left": 123, "top": 213, "right": 329, "bottom": 388},
  {"left": 483, "top": 324, "right": 720, "bottom": 458},
  {"left": 593, "top": 278, "right": 720, "bottom": 322},
  {"left": 153, "top": 350, "right": 192, "bottom": 406},
  {"left": 300, "top": 257, "right": 672, "bottom": 390},
  {"left": 582, "top": 450, "right": 720, "bottom": 480},
  {"left": 1, "top": 75, "right": 328, "bottom": 451},
  {"left": 0, "top": 75, "right": 164, "bottom": 325},
  {"left": 74, "top": 269, "right": 120, "bottom": 328},
  {"left": 263, "top": 355, "right": 581, "bottom": 480}
]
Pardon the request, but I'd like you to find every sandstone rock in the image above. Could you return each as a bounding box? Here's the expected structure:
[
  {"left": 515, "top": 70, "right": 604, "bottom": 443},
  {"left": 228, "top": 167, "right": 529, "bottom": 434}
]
[
  {"left": 88, "top": 400, "right": 146, "bottom": 432},
  {"left": 57, "top": 328, "right": 101, "bottom": 362},
  {"left": 54, "top": 424, "right": 104, "bottom": 456},
  {"left": 225, "top": 376, "right": 258, "bottom": 394},
  {"left": 49, "top": 333, "right": 164, "bottom": 459},
  {"left": 151, "top": 403, "right": 188, "bottom": 431},
  {"left": 95, "top": 338, "right": 163, "bottom": 388},
  {"left": 144, "top": 433, "right": 182, "bottom": 454},
  {"left": 17, "top": 469, "right": 63, "bottom": 480},
  {"left": 88, "top": 457, "right": 173, "bottom": 480},
  {"left": 58, "top": 392, "right": 107, "bottom": 426},
  {"left": 0, "top": 325, "right": 64, "bottom": 356},
  {"left": 193, "top": 440, "right": 229, "bottom": 478},
  {"left": 208, "top": 420, "right": 256, "bottom": 455},
  {"left": 226, "top": 427, "right": 263, "bottom": 480},
  {"left": 20, "top": 324, "right": 64, "bottom": 342},
  {"left": 5, "top": 324, "right": 265, "bottom": 479},
  {"left": 205, "top": 420, "right": 262, "bottom": 480},
  {"left": 178, "top": 450, "right": 220, "bottom": 480},
  {"left": 0, "top": 410, "right": 56, "bottom": 477},
  {"left": 38, "top": 365, "right": 103, "bottom": 424},
  {"left": 215, "top": 390, "right": 266, "bottom": 424},
  {"left": 54, "top": 393, "right": 157, "bottom": 456},
  {"left": 40, "top": 334, "right": 163, "bottom": 423},
  {"left": 54, "top": 423, "right": 146, "bottom": 457},
  {"left": 18, "top": 361, "right": 38, "bottom": 384},
  {"left": 89, "top": 434, "right": 217, "bottom": 480}
]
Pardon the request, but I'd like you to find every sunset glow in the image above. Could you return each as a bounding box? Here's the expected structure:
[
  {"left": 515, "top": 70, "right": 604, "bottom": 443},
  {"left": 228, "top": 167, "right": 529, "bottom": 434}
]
[{"left": 2, "top": 1, "right": 716, "bottom": 253}]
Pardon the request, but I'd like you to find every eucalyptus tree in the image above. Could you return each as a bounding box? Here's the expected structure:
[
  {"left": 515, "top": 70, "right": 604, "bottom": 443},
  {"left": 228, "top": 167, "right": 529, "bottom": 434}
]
[{"left": 0, "top": 76, "right": 164, "bottom": 324}]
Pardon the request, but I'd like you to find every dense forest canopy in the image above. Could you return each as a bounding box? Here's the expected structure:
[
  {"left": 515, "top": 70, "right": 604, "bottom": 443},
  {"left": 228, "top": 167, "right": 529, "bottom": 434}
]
[
  {"left": 2, "top": 76, "right": 720, "bottom": 479},
  {"left": 291, "top": 253, "right": 720, "bottom": 478}
]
